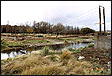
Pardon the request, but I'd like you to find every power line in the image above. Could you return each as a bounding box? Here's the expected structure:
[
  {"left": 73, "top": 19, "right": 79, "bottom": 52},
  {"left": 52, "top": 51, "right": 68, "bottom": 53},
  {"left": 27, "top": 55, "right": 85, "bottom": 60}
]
[
  {"left": 63, "top": 7, "right": 98, "bottom": 25},
  {"left": 61, "top": 6, "right": 98, "bottom": 25},
  {"left": 68, "top": 11, "right": 98, "bottom": 24},
  {"left": 65, "top": 11, "right": 97, "bottom": 25}
]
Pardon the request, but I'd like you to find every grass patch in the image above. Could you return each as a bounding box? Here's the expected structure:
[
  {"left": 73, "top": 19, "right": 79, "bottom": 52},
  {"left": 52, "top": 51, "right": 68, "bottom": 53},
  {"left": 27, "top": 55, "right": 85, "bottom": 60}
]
[
  {"left": 68, "top": 47, "right": 83, "bottom": 53},
  {"left": 57, "top": 38, "right": 66, "bottom": 41},
  {"left": 1, "top": 39, "right": 8, "bottom": 49},
  {"left": 1, "top": 39, "right": 23, "bottom": 51},
  {"left": 23, "top": 39, "right": 49, "bottom": 43},
  {"left": 87, "top": 44, "right": 94, "bottom": 48},
  {"left": 41, "top": 46, "right": 50, "bottom": 56},
  {"left": 57, "top": 38, "right": 74, "bottom": 41},
  {"left": 7, "top": 41, "right": 23, "bottom": 46},
  {"left": 73, "top": 37, "right": 84, "bottom": 43}
]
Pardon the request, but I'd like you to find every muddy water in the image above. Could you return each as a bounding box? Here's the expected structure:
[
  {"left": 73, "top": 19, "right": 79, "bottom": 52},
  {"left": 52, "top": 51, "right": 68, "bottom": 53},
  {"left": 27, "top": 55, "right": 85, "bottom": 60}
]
[{"left": 1, "top": 43, "right": 89, "bottom": 59}]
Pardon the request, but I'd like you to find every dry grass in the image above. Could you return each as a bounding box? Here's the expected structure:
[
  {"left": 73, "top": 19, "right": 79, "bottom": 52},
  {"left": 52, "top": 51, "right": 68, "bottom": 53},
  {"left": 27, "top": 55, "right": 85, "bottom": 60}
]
[
  {"left": 21, "top": 64, "right": 65, "bottom": 75},
  {"left": 60, "top": 50, "right": 72, "bottom": 60},
  {"left": 72, "top": 61, "right": 92, "bottom": 75},
  {"left": 1, "top": 50, "right": 111, "bottom": 75}
]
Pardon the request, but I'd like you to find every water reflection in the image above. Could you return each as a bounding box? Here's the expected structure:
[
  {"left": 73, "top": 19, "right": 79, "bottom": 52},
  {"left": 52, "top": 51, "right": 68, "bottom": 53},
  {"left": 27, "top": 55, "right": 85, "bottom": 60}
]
[{"left": 1, "top": 43, "right": 89, "bottom": 59}]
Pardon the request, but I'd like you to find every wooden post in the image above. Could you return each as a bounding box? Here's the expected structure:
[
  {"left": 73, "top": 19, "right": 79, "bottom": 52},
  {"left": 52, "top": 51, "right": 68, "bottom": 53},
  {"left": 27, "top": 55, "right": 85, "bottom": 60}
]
[
  {"left": 103, "top": 7, "right": 106, "bottom": 35},
  {"left": 99, "top": 5, "right": 101, "bottom": 34}
]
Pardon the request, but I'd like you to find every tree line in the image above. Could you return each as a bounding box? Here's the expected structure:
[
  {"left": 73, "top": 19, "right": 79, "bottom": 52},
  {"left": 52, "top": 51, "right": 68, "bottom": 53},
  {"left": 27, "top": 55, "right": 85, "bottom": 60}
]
[{"left": 1, "top": 21, "right": 95, "bottom": 35}]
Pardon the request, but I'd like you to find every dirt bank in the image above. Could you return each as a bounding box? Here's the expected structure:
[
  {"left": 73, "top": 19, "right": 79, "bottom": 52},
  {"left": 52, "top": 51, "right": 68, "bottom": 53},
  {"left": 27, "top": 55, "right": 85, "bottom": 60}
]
[{"left": 72, "top": 47, "right": 111, "bottom": 70}]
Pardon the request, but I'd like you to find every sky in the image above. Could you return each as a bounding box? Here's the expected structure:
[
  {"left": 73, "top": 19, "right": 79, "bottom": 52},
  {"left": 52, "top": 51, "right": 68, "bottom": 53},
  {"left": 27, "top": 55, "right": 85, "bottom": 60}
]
[{"left": 1, "top": 1, "right": 111, "bottom": 31}]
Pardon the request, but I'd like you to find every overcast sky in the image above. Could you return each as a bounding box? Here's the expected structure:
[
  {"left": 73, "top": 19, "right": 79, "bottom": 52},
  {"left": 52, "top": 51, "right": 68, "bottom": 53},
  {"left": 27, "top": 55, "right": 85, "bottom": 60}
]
[{"left": 1, "top": 1, "right": 111, "bottom": 31}]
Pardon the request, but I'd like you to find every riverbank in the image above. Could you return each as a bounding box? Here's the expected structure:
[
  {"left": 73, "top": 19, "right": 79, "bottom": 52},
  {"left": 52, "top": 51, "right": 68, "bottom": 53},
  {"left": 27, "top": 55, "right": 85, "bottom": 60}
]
[
  {"left": 2, "top": 34, "right": 110, "bottom": 75},
  {"left": 1, "top": 47, "right": 111, "bottom": 75}
]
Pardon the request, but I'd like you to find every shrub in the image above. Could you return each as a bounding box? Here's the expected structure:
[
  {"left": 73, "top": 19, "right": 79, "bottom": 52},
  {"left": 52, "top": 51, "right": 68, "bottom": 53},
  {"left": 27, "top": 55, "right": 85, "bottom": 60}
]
[
  {"left": 60, "top": 50, "right": 72, "bottom": 61},
  {"left": 88, "top": 44, "right": 94, "bottom": 48},
  {"left": 41, "top": 46, "right": 50, "bottom": 56},
  {"left": 80, "top": 27, "right": 95, "bottom": 34}
]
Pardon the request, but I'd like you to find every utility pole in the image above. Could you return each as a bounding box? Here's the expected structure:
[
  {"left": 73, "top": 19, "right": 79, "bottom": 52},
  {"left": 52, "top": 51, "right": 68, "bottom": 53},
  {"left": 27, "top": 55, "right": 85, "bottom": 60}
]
[
  {"left": 103, "top": 7, "right": 106, "bottom": 35},
  {"left": 99, "top": 5, "right": 101, "bottom": 34},
  {"left": 99, "top": 5, "right": 106, "bottom": 35}
]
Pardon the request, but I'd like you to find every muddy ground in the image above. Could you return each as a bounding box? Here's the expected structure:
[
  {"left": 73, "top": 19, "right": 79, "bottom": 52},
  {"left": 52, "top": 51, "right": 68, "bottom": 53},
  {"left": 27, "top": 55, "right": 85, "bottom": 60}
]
[{"left": 72, "top": 47, "right": 111, "bottom": 70}]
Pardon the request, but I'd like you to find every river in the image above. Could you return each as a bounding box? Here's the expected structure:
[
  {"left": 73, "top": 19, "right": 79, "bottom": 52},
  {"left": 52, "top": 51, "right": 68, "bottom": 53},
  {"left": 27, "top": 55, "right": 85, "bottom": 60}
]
[{"left": 1, "top": 42, "right": 90, "bottom": 59}]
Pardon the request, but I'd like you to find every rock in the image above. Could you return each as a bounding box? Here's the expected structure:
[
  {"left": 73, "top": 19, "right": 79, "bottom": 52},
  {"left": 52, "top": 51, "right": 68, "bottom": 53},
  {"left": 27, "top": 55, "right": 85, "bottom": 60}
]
[
  {"left": 78, "top": 56, "right": 85, "bottom": 60},
  {"left": 108, "top": 61, "right": 111, "bottom": 64}
]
